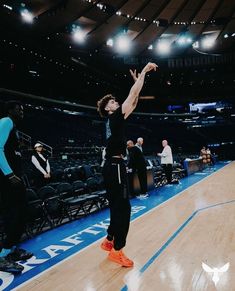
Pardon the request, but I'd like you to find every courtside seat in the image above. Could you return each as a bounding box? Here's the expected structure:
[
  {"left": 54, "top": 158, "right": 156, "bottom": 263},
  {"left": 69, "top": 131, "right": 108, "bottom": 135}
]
[
  {"left": 37, "top": 186, "right": 63, "bottom": 226},
  {"left": 25, "top": 188, "right": 50, "bottom": 235},
  {"left": 86, "top": 177, "right": 107, "bottom": 209}
]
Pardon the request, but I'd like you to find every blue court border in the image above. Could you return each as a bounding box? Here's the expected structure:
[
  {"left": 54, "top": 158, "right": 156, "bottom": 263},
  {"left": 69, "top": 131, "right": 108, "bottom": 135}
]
[
  {"left": 121, "top": 199, "right": 235, "bottom": 291},
  {"left": 0, "top": 161, "right": 230, "bottom": 290}
]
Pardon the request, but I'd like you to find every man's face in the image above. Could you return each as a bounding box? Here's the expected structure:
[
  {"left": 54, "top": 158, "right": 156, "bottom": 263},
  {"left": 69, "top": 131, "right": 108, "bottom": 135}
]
[
  {"left": 127, "top": 141, "right": 134, "bottom": 148},
  {"left": 162, "top": 140, "right": 167, "bottom": 147},
  {"left": 105, "top": 99, "right": 119, "bottom": 114}
]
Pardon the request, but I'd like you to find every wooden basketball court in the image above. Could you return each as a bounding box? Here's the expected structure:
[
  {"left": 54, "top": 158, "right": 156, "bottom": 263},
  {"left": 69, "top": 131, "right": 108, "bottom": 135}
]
[{"left": 17, "top": 162, "right": 235, "bottom": 291}]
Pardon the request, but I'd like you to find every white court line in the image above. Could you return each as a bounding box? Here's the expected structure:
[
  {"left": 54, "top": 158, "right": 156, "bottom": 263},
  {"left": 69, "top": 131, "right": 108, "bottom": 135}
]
[{"left": 131, "top": 161, "right": 233, "bottom": 223}]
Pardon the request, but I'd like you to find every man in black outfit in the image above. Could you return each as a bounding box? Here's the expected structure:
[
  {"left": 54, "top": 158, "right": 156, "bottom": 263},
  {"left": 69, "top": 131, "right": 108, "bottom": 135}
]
[
  {"left": 127, "top": 139, "right": 148, "bottom": 198},
  {"left": 0, "top": 101, "right": 33, "bottom": 274},
  {"left": 97, "top": 62, "right": 157, "bottom": 267}
]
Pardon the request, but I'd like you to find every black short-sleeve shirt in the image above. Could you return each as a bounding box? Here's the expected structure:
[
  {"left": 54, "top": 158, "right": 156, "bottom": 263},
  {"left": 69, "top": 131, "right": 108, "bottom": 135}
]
[{"left": 105, "top": 106, "right": 126, "bottom": 158}]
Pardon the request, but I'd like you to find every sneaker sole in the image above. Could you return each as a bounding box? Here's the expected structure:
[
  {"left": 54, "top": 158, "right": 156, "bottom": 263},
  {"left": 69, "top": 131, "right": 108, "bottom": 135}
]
[
  {"left": 108, "top": 256, "right": 134, "bottom": 267},
  {"left": 0, "top": 267, "right": 23, "bottom": 274},
  {"left": 101, "top": 245, "right": 112, "bottom": 251},
  {"left": 7, "top": 253, "right": 34, "bottom": 262}
]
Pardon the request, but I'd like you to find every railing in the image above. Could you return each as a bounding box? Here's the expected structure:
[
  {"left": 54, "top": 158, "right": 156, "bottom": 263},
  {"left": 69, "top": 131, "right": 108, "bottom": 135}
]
[
  {"left": 37, "top": 140, "right": 53, "bottom": 157},
  {"left": 18, "top": 131, "right": 32, "bottom": 148},
  {"left": 17, "top": 131, "right": 53, "bottom": 157}
]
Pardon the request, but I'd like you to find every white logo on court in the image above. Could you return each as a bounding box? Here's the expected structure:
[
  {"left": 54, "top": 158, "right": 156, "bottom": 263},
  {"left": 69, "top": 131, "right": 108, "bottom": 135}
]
[{"left": 202, "top": 262, "right": 230, "bottom": 286}]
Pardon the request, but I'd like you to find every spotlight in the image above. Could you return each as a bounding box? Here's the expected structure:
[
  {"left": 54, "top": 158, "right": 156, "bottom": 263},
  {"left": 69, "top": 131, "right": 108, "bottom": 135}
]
[
  {"left": 106, "top": 38, "right": 113, "bottom": 47},
  {"left": 201, "top": 37, "right": 215, "bottom": 49},
  {"left": 192, "top": 41, "right": 199, "bottom": 48},
  {"left": 73, "top": 28, "right": 86, "bottom": 43},
  {"left": 3, "top": 4, "right": 13, "bottom": 10},
  {"left": 156, "top": 40, "right": 171, "bottom": 54},
  {"left": 21, "top": 9, "right": 34, "bottom": 23},
  {"left": 177, "top": 36, "right": 187, "bottom": 45},
  {"left": 116, "top": 34, "right": 131, "bottom": 53},
  {"left": 177, "top": 31, "right": 193, "bottom": 46}
]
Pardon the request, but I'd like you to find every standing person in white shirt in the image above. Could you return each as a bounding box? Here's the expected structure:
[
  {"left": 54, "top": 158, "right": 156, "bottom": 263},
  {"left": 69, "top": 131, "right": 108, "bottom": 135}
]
[
  {"left": 31, "top": 143, "right": 51, "bottom": 188},
  {"left": 135, "top": 137, "right": 143, "bottom": 152},
  {"left": 157, "top": 140, "right": 173, "bottom": 184}
]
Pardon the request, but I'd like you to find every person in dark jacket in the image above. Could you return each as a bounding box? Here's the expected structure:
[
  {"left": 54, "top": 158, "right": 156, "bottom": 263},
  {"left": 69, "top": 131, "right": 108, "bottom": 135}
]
[
  {"left": 31, "top": 143, "right": 51, "bottom": 188},
  {"left": 127, "top": 139, "right": 148, "bottom": 198}
]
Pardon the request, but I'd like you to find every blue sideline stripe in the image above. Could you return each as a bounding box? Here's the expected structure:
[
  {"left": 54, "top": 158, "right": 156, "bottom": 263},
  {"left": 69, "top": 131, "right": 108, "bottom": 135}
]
[
  {"left": 121, "top": 199, "right": 235, "bottom": 291},
  {"left": 0, "top": 162, "right": 228, "bottom": 290}
]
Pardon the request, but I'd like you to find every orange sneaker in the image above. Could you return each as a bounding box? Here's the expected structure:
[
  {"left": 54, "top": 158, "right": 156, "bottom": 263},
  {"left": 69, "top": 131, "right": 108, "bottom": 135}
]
[
  {"left": 101, "top": 238, "right": 114, "bottom": 251},
  {"left": 108, "top": 248, "right": 134, "bottom": 267}
]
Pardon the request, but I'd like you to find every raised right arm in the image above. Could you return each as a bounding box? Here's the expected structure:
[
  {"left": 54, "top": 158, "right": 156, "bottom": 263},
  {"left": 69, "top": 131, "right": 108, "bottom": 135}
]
[{"left": 122, "top": 62, "right": 157, "bottom": 119}]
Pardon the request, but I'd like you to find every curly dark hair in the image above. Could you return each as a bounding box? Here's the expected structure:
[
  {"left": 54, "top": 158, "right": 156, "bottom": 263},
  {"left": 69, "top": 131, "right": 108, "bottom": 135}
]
[{"left": 97, "top": 94, "right": 115, "bottom": 117}]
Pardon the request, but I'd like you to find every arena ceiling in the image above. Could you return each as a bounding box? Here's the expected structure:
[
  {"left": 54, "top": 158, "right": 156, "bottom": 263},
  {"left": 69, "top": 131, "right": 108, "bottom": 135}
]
[
  {"left": 0, "top": 0, "right": 235, "bottom": 115},
  {"left": 1, "top": 0, "right": 235, "bottom": 58}
]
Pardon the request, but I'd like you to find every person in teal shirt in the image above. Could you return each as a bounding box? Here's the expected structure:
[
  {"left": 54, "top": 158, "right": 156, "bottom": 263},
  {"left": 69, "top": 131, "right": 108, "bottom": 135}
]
[{"left": 0, "top": 100, "right": 33, "bottom": 274}]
